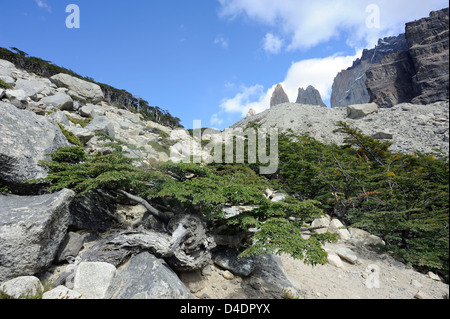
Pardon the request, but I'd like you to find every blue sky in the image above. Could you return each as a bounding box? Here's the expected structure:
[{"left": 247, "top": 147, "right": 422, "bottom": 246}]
[{"left": 0, "top": 0, "right": 448, "bottom": 129}]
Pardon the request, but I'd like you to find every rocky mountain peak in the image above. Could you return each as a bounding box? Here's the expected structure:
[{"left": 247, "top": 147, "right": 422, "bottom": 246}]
[
  {"left": 296, "top": 85, "right": 327, "bottom": 107},
  {"left": 270, "top": 83, "right": 290, "bottom": 107}
]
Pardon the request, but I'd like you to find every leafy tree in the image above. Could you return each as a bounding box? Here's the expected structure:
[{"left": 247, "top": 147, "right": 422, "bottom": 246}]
[
  {"left": 273, "top": 123, "right": 449, "bottom": 279},
  {"left": 35, "top": 141, "right": 334, "bottom": 266}
]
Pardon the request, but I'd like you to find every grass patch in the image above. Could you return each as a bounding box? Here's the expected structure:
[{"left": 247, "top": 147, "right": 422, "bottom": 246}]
[
  {"left": 57, "top": 122, "right": 84, "bottom": 147},
  {"left": 0, "top": 78, "right": 13, "bottom": 89},
  {"left": 66, "top": 114, "right": 92, "bottom": 128},
  {"left": 148, "top": 141, "right": 170, "bottom": 156}
]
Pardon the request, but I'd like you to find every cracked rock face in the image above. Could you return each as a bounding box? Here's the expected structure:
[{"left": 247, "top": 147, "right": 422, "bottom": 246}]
[
  {"left": 406, "top": 7, "right": 449, "bottom": 105},
  {"left": 331, "top": 34, "right": 408, "bottom": 108}
]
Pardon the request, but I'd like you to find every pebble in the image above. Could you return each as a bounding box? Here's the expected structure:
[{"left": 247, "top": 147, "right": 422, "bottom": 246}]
[
  {"left": 223, "top": 271, "right": 234, "bottom": 280},
  {"left": 415, "top": 290, "right": 430, "bottom": 299}
]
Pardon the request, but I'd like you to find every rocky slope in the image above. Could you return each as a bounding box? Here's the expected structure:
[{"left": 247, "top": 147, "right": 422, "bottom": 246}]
[
  {"left": 330, "top": 34, "right": 408, "bottom": 108},
  {"left": 233, "top": 101, "right": 449, "bottom": 156}
]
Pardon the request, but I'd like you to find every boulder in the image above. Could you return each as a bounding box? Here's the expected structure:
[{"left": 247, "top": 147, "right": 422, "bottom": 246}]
[
  {"left": 0, "top": 102, "right": 71, "bottom": 193},
  {"left": 372, "top": 132, "right": 394, "bottom": 140},
  {"left": 347, "top": 103, "right": 379, "bottom": 119},
  {"left": 0, "top": 59, "right": 16, "bottom": 77},
  {"left": 214, "top": 248, "right": 256, "bottom": 277},
  {"left": 84, "top": 116, "right": 116, "bottom": 138},
  {"left": 0, "top": 189, "right": 76, "bottom": 282},
  {"left": 14, "top": 78, "right": 52, "bottom": 99},
  {"left": 348, "top": 228, "right": 386, "bottom": 251},
  {"left": 270, "top": 84, "right": 290, "bottom": 107},
  {"left": 79, "top": 103, "right": 105, "bottom": 118},
  {"left": 0, "top": 75, "right": 15, "bottom": 86},
  {"left": 328, "top": 219, "right": 351, "bottom": 241},
  {"left": 327, "top": 253, "right": 344, "bottom": 269},
  {"left": 4, "top": 88, "right": 29, "bottom": 102},
  {"left": 55, "top": 232, "right": 85, "bottom": 263},
  {"left": 105, "top": 252, "right": 193, "bottom": 299},
  {"left": 68, "top": 189, "right": 118, "bottom": 232},
  {"left": 0, "top": 276, "right": 43, "bottom": 299},
  {"left": 270, "top": 192, "right": 287, "bottom": 202},
  {"left": 50, "top": 73, "right": 104, "bottom": 104},
  {"left": 73, "top": 262, "right": 117, "bottom": 299},
  {"left": 48, "top": 110, "right": 71, "bottom": 126},
  {"left": 335, "top": 247, "right": 358, "bottom": 265},
  {"left": 42, "top": 285, "right": 84, "bottom": 299},
  {"left": 40, "top": 94, "right": 74, "bottom": 111},
  {"left": 311, "top": 216, "right": 331, "bottom": 234}
]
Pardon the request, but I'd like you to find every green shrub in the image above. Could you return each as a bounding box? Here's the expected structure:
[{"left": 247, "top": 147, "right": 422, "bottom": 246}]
[
  {"left": 66, "top": 114, "right": 92, "bottom": 128},
  {"left": 57, "top": 122, "right": 83, "bottom": 147}
]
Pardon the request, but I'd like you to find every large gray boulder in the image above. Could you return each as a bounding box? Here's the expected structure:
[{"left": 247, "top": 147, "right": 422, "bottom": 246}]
[
  {"left": 73, "top": 262, "right": 117, "bottom": 299},
  {"left": 0, "top": 59, "right": 16, "bottom": 77},
  {"left": 0, "top": 102, "right": 71, "bottom": 193},
  {"left": 0, "top": 189, "right": 76, "bottom": 283},
  {"left": 105, "top": 252, "right": 193, "bottom": 299},
  {"left": 50, "top": 73, "right": 104, "bottom": 104},
  {"left": 84, "top": 116, "right": 116, "bottom": 138},
  {"left": 14, "top": 78, "right": 52, "bottom": 99},
  {"left": 346, "top": 103, "right": 379, "bottom": 119},
  {"left": 0, "top": 276, "right": 44, "bottom": 299},
  {"left": 40, "top": 93, "right": 74, "bottom": 111}
]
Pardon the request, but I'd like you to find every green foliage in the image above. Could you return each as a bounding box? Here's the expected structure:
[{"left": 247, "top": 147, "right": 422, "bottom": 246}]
[
  {"left": 57, "top": 122, "right": 83, "bottom": 147},
  {"left": 148, "top": 141, "right": 170, "bottom": 156},
  {"left": 273, "top": 124, "right": 449, "bottom": 278},
  {"left": 0, "top": 281, "right": 54, "bottom": 300},
  {"left": 37, "top": 144, "right": 166, "bottom": 197},
  {"left": 0, "top": 78, "right": 13, "bottom": 89},
  {"left": 66, "top": 114, "right": 92, "bottom": 128},
  {"left": 36, "top": 144, "right": 330, "bottom": 266}
]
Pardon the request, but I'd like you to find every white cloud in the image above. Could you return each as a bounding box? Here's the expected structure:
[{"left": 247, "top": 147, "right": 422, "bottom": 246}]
[
  {"left": 219, "top": 84, "right": 266, "bottom": 115},
  {"left": 218, "top": 0, "right": 449, "bottom": 51},
  {"left": 34, "top": 0, "right": 51, "bottom": 12},
  {"left": 263, "top": 33, "right": 284, "bottom": 54},
  {"left": 210, "top": 113, "right": 224, "bottom": 126},
  {"left": 218, "top": 51, "right": 361, "bottom": 118},
  {"left": 214, "top": 35, "right": 229, "bottom": 48}
]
